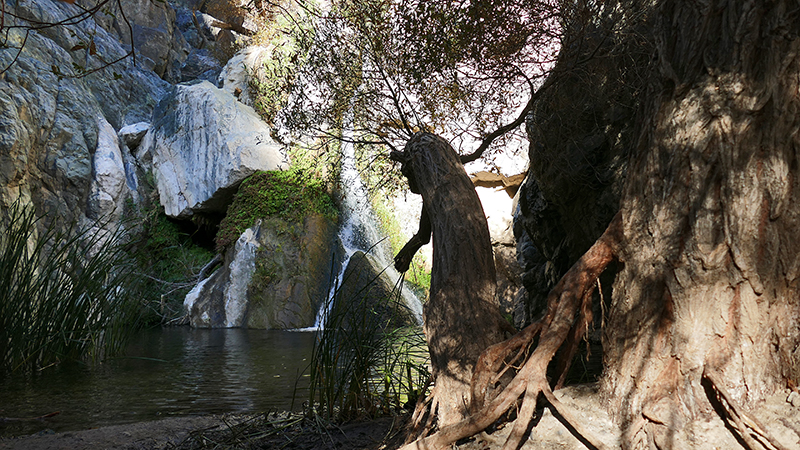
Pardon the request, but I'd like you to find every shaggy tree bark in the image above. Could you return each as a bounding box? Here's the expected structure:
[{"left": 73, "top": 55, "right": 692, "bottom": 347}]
[
  {"left": 395, "top": 1, "right": 800, "bottom": 450},
  {"left": 602, "top": 1, "right": 800, "bottom": 448},
  {"left": 391, "top": 132, "right": 512, "bottom": 429}
]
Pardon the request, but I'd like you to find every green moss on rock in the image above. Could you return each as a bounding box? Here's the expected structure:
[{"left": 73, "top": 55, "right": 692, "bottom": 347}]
[{"left": 216, "top": 167, "right": 337, "bottom": 252}]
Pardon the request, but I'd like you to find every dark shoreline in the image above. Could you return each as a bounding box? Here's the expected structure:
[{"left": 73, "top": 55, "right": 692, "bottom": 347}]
[{"left": 0, "top": 415, "right": 226, "bottom": 450}]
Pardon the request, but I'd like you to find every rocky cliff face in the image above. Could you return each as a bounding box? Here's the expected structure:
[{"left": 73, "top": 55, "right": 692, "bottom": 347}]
[
  {"left": 0, "top": 0, "right": 169, "bottom": 219},
  {"left": 0, "top": 0, "right": 268, "bottom": 221},
  {"left": 184, "top": 214, "right": 339, "bottom": 329},
  {"left": 0, "top": 0, "right": 347, "bottom": 330}
]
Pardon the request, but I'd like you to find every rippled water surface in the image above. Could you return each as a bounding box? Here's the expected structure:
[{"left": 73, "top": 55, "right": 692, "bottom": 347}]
[{"left": 0, "top": 327, "right": 316, "bottom": 437}]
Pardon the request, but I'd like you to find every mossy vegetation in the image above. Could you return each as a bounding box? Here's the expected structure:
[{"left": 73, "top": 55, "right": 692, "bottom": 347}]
[
  {"left": 215, "top": 153, "right": 337, "bottom": 252},
  {"left": 132, "top": 203, "right": 216, "bottom": 326}
]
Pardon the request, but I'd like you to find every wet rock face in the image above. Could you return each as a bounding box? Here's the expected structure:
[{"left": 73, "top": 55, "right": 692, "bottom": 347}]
[
  {"left": 334, "top": 251, "right": 422, "bottom": 329},
  {"left": 139, "top": 80, "right": 286, "bottom": 219},
  {"left": 185, "top": 214, "right": 340, "bottom": 329}
]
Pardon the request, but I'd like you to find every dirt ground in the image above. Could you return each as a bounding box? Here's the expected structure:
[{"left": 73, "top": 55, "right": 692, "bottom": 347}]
[
  {"left": 0, "top": 413, "right": 407, "bottom": 450},
  {"left": 3, "top": 384, "right": 797, "bottom": 449},
  {"left": 0, "top": 385, "right": 615, "bottom": 450},
  {"left": 0, "top": 416, "right": 226, "bottom": 450}
]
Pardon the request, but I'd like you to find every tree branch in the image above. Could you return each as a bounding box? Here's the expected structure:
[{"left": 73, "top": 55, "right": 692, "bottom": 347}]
[{"left": 459, "top": 73, "right": 555, "bottom": 164}]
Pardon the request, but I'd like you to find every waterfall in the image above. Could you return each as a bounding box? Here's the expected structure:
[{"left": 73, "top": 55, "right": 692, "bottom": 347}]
[{"left": 311, "top": 129, "right": 424, "bottom": 329}]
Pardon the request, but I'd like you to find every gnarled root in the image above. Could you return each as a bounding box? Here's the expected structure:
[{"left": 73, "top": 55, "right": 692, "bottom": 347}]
[
  {"left": 703, "top": 368, "right": 790, "bottom": 450},
  {"left": 399, "top": 212, "right": 622, "bottom": 450}
]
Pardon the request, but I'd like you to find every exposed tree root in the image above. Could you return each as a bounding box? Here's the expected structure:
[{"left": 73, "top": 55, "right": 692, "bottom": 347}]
[
  {"left": 399, "top": 212, "right": 622, "bottom": 450},
  {"left": 542, "top": 385, "right": 609, "bottom": 450},
  {"left": 703, "top": 368, "right": 790, "bottom": 450},
  {"left": 405, "top": 375, "right": 434, "bottom": 444}
]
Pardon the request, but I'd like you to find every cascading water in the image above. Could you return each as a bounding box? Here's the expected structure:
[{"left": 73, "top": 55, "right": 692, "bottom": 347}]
[{"left": 311, "top": 130, "right": 424, "bottom": 328}]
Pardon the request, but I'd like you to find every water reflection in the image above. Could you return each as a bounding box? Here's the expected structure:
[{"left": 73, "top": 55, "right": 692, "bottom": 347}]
[{"left": 0, "top": 328, "right": 316, "bottom": 437}]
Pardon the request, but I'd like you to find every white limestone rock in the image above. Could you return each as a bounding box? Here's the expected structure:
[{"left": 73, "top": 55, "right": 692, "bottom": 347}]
[
  {"left": 140, "top": 80, "right": 286, "bottom": 219},
  {"left": 118, "top": 122, "right": 151, "bottom": 150},
  {"left": 475, "top": 185, "right": 516, "bottom": 246},
  {"left": 87, "top": 116, "right": 128, "bottom": 220},
  {"left": 217, "top": 46, "right": 271, "bottom": 105},
  {"left": 223, "top": 227, "right": 259, "bottom": 327}
]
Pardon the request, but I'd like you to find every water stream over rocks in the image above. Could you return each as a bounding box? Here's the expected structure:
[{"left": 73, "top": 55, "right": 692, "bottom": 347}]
[{"left": 311, "top": 130, "right": 423, "bottom": 329}]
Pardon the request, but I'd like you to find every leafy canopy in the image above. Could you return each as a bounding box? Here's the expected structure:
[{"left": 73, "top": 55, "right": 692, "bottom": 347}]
[{"left": 278, "top": 0, "right": 563, "bottom": 168}]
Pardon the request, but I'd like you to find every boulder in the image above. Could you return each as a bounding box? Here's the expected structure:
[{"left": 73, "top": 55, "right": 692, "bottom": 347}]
[
  {"left": 180, "top": 49, "right": 222, "bottom": 83},
  {"left": 470, "top": 172, "right": 525, "bottom": 321},
  {"left": 139, "top": 80, "right": 286, "bottom": 219},
  {"left": 174, "top": 7, "right": 246, "bottom": 64},
  {"left": 201, "top": 0, "right": 258, "bottom": 36},
  {"left": 87, "top": 116, "right": 129, "bottom": 221},
  {"left": 191, "top": 11, "right": 227, "bottom": 41},
  {"left": 118, "top": 122, "right": 151, "bottom": 151},
  {"left": 471, "top": 171, "right": 525, "bottom": 245},
  {"left": 217, "top": 46, "right": 271, "bottom": 105},
  {"left": 184, "top": 214, "right": 339, "bottom": 329},
  {"left": 474, "top": 185, "right": 515, "bottom": 246},
  {"left": 333, "top": 251, "right": 422, "bottom": 329}
]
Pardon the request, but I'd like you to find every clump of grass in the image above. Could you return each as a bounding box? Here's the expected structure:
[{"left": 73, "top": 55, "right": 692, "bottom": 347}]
[
  {"left": 308, "top": 253, "right": 430, "bottom": 421},
  {"left": 215, "top": 163, "right": 337, "bottom": 252},
  {"left": 172, "top": 412, "right": 303, "bottom": 449},
  {"left": 0, "top": 202, "right": 141, "bottom": 372}
]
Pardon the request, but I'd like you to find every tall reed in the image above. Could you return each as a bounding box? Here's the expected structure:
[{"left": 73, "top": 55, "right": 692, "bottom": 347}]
[
  {"left": 307, "top": 252, "right": 429, "bottom": 421},
  {"left": 0, "top": 202, "right": 141, "bottom": 372}
]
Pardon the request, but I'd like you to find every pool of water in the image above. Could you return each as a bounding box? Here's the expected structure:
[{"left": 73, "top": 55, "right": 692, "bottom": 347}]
[{"left": 0, "top": 327, "right": 317, "bottom": 437}]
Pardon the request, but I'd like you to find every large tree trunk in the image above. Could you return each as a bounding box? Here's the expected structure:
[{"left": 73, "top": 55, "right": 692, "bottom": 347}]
[
  {"left": 397, "top": 3, "right": 800, "bottom": 450},
  {"left": 391, "top": 132, "right": 510, "bottom": 428},
  {"left": 603, "top": 1, "right": 800, "bottom": 447}
]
